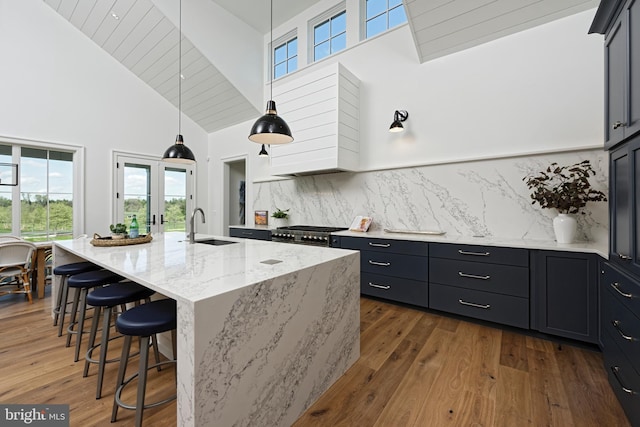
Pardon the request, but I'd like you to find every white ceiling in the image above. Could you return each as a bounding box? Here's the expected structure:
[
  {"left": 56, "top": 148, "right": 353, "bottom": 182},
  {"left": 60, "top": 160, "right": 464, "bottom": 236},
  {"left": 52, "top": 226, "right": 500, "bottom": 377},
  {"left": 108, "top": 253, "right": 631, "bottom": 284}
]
[{"left": 42, "top": 0, "right": 599, "bottom": 133}]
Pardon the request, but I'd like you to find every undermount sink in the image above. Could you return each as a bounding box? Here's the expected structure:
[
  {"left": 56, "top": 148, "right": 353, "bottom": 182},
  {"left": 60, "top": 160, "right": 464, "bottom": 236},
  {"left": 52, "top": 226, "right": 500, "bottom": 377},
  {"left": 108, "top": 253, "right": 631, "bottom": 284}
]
[{"left": 194, "top": 239, "right": 237, "bottom": 246}]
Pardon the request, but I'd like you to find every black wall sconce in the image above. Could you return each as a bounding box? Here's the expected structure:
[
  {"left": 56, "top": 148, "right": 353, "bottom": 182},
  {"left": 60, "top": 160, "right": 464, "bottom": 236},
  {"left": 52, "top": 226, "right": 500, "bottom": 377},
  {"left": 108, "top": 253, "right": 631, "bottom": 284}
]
[{"left": 389, "top": 110, "right": 409, "bottom": 133}]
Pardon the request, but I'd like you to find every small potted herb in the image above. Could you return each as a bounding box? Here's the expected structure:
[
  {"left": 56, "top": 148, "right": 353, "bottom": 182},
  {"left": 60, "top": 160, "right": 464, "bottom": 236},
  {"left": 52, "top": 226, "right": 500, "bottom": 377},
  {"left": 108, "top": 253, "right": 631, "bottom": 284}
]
[
  {"left": 523, "top": 160, "right": 606, "bottom": 243},
  {"left": 109, "top": 223, "right": 127, "bottom": 239},
  {"left": 271, "top": 208, "right": 289, "bottom": 228}
]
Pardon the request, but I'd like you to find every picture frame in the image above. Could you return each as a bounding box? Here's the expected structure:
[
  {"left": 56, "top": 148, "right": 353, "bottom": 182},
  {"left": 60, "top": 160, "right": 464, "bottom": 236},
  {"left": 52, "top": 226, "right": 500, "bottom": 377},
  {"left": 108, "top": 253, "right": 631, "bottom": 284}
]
[
  {"left": 349, "top": 216, "right": 372, "bottom": 232},
  {"left": 254, "top": 210, "right": 268, "bottom": 225}
]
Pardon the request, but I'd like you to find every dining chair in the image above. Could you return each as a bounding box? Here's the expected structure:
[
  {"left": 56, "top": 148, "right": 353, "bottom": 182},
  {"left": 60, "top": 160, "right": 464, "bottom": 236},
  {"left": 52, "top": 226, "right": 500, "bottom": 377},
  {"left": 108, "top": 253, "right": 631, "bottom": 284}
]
[{"left": 0, "top": 240, "right": 37, "bottom": 303}]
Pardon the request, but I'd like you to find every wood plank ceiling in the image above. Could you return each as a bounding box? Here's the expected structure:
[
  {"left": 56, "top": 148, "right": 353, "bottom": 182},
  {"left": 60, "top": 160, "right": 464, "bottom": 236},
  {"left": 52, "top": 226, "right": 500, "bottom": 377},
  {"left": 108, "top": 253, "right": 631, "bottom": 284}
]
[
  {"left": 43, "top": 0, "right": 260, "bottom": 133},
  {"left": 404, "top": 0, "right": 599, "bottom": 63},
  {"left": 42, "top": 0, "right": 600, "bottom": 133}
]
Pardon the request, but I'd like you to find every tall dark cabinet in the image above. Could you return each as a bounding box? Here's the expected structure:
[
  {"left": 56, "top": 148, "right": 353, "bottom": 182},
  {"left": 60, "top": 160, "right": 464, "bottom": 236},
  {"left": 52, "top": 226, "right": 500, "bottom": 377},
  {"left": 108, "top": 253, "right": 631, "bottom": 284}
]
[{"left": 591, "top": 1, "right": 640, "bottom": 424}]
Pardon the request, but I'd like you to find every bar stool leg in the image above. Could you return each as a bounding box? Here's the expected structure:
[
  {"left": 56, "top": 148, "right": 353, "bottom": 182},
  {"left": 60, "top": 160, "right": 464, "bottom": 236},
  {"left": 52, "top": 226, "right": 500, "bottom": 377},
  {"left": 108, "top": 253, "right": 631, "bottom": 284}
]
[
  {"left": 83, "top": 306, "right": 102, "bottom": 378},
  {"left": 53, "top": 275, "right": 65, "bottom": 326},
  {"left": 135, "top": 336, "right": 150, "bottom": 427},
  {"left": 66, "top": 287, "right": 81, "bottom": 347},
  {"left": 72, "top": 287, "right": 89, "bottom": 362},
  {"left": 112, "top": 334, "right": 132, "bottom": 423},
  {"left": 57, "top": 278, "right": 70, "bottom": 336},
  {"left": 95, "top": 305, "right": 113, "bottom": 399}
]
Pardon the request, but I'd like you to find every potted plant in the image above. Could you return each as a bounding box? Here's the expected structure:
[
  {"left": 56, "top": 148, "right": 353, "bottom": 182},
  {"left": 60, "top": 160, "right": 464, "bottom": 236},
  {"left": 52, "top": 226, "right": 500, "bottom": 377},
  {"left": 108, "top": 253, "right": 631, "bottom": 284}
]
[
  {"left": 109, "top": 223, "right": 127, "bottom": 239},
  {"left": 271, "top": 208, "right": 289, "bottom": 228},
  {"left": 523, "top": 160, "right": 607, "bottom": 243}
]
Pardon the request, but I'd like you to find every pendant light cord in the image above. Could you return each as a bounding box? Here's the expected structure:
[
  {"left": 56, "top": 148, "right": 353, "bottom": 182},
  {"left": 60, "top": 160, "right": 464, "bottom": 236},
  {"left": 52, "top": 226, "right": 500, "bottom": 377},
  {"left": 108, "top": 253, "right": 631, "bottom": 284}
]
[
  {"left": 270, "top": 0, "right": 273, "bottom": 101},
  {"left": 178, "top": 0, "right": 182, "bottom": 135}
]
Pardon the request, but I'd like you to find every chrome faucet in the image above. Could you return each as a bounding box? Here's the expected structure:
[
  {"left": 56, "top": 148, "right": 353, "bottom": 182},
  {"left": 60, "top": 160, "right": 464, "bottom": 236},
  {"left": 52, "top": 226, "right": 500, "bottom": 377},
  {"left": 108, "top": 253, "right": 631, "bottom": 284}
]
[{"left": 189, "top": 207, "right": 206, "bottom": 244}]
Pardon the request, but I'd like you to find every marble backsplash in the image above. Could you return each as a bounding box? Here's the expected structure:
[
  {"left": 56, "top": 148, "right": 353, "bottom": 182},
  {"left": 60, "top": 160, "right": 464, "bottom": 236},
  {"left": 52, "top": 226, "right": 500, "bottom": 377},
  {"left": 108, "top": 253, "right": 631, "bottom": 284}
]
[{"left": 254, "top": 149, "right": 609, "bottom": 245}]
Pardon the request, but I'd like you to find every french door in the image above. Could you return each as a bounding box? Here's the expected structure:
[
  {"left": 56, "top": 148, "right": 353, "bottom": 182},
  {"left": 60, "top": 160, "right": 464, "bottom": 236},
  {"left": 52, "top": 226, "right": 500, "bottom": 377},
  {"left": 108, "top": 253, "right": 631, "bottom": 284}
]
[{"left": 113, "top": 153, "right": 195, "bottom": 235}]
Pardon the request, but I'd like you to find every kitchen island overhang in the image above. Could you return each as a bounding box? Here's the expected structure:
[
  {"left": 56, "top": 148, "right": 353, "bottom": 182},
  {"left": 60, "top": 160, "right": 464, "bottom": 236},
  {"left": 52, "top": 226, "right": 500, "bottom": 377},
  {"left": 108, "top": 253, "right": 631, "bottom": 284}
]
[{"left": 53, "top": 232, "right": 360, "bottom": 427}]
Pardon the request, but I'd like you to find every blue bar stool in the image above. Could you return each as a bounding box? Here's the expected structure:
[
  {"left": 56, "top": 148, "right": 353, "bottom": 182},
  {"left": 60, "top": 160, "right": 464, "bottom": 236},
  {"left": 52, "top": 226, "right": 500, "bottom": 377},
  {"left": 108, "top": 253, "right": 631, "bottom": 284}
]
[
  {"left": 53, "top": 261, "right": 100, "bottom": 336},
  {"left": 66, "top": 269, "right": 123, "bottom": 362},
  {"left": 83, "top": 282, "right": 156, "bottom": 399},
  {"left": 111, "top": 299, "right": 177, "bottom": 427}
]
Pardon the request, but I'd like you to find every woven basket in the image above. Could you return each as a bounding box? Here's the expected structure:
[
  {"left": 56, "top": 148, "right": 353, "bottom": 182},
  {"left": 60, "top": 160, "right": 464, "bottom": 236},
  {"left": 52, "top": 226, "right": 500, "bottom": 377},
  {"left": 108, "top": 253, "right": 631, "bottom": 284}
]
[{"left": 90, "top": 233, "right": 153, "bottom": 247}]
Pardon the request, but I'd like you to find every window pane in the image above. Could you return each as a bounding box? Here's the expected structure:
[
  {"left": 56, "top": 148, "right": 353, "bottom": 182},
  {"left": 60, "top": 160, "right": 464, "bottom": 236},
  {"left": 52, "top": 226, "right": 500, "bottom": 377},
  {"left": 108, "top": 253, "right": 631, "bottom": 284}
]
[
  {"left": 315, "top": 40, "right": 330, "bottom": 61},
  {"left": 274, "top": 43, "right": 287, "bottom": 64},
  {"left": 287, "top": 38, "right": 297, "bottom": 57},
  {"left": 314, "top": 20, "right": 330, "bottom": 43},
  {"left": 0, "top": 146, "right": 12, "bottom": 233},
  {"left": 288, "top": 56, "right": 297, "bottom": 73},
  {"left": 48, "top": 154, "right": 73, "bottom": 239},
  {"left": 331, "top": 12, "right": 346, "bottom": 36},
  {"left": 164, "top": 169, "right": 186, "bottom": 232},
  {"left": 366, "top": 14, "right": 387, "bottom": 38},
  {"left": 389, "top": 0, "right": 402, "bottom": 8},
  {"left": 331, "top": 33, "right": 347, "bottom": 53},
  {"left": 20, "top": 148, "right": 48, "bottom": 241},
  {"left": 367, "top": 0, "right": 386, "bottom": 19},
  {"left": 389, "top": 6, "right": 407, "bottom": 28},
  {"left": 123, "top": 164, "right": 150, "bottom": 234},
  {"left": 274, "top": 62, "right": 287, "bottom": 79}
]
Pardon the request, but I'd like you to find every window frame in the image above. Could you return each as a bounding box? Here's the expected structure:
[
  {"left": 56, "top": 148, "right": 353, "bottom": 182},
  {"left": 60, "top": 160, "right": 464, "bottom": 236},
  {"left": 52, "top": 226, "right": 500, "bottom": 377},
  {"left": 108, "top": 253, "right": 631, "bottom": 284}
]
[
  {"left": 308, "top": 1, "right": 347, "bottom": 64},
  {"left": 271, "top": 30, "right": 298, "bottom": 81},
  {"left": 360, "top": 0, "right": 408, "bottom": 41},
  {"left": 0, "top": 136, "right": 84, "bottom": 240}
]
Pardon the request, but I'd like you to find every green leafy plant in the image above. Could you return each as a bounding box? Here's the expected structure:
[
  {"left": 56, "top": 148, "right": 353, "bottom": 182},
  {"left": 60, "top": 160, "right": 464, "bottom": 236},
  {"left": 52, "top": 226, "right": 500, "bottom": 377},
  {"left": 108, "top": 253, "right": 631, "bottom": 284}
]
[
  {"left": 109, "top": 223, "right": 127, "bottom": 234},
  {"left": 523, "top": 160, "right": 607, "bottom": 214},
  {"left": 271, "top": 208, "right": 289, "bottom": 219}
]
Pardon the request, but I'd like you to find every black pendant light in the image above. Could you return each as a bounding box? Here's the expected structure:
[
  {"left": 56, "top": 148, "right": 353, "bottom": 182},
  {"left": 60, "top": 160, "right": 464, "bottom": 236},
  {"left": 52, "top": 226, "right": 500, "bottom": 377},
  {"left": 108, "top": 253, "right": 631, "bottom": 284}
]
[
  {"left": 163, "top": 0, "right": 196, "bottom": 163},
  {"left": 248, "top": 0, "right": 293, "bottom": 145},
  {"left": 258, "top": 144, "right": 269, "bottom": 157}
]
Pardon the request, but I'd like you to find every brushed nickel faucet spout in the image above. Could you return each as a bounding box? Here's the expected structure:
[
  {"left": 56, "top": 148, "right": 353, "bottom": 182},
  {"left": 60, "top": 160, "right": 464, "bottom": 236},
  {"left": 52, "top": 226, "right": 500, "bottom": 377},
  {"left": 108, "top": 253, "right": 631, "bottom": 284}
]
[{"left": 189, "top": 207, "right": 205, "bottom": 244}]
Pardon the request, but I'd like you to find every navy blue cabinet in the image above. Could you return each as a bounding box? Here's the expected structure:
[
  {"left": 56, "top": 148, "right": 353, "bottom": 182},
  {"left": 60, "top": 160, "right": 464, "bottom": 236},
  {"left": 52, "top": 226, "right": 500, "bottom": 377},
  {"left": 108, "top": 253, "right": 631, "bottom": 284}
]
[
  {"left": 532, "top": 251, "right": 599, "bottom": 344},
  {"left": 229, "top": 227, "right": 271, "bottom": 241},
  {"left": 340, "top": 236, "right": 429, "bottom": 308}
]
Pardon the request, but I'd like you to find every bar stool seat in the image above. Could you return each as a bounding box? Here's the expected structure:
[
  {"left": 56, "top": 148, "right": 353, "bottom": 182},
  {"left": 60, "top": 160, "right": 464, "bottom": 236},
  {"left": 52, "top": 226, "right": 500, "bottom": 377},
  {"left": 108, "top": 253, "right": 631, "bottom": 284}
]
[
  {"left": 112, "top": 299, "right": 177, "bottom": 427},
  {"left": 84, "top": 282, "right": 156, "bottom": 399},
  {"left": 66, "top": 270, "right": 122, "bottom": 362},
  {"left": 53, "top": 261, "right": 100, "bottom": 335}
]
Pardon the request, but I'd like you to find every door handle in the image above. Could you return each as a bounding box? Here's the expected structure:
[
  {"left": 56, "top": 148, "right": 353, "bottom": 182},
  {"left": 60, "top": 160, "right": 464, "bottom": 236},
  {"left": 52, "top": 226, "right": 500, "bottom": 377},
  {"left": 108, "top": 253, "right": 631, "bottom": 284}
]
[
  {"left": 160, "top": 214, "right": 165, "bottom": 225},
  {"left": 152, "top": 214, "right": 156, "bottom": 225}
]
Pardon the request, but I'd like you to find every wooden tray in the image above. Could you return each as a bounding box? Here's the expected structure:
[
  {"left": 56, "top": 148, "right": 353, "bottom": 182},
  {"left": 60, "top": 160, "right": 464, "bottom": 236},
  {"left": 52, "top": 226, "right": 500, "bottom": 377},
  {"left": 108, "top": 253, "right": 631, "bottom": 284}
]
[{"left": 90, "top": 233, "right": 153, "bottom": 247}]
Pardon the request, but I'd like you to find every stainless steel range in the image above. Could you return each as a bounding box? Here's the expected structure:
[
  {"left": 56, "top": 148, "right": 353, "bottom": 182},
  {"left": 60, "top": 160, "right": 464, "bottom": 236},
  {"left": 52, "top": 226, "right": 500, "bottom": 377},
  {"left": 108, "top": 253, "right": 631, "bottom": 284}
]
[{"left": 271, "top": 225, "right": 347, "bottom": 247}]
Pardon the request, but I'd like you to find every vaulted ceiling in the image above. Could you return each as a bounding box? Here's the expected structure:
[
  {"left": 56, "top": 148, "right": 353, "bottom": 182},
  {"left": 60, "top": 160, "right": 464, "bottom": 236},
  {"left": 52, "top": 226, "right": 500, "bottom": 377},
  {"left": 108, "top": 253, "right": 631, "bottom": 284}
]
[{"left": 43, "top": 0, "right": 598, "bottom": 134}]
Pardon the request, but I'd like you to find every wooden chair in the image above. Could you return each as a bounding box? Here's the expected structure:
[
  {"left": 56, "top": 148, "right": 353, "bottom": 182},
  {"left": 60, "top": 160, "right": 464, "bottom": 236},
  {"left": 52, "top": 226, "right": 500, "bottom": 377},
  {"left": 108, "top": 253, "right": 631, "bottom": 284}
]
[{"left": 0, "top": 241, "right": 37, "bottom": 303}]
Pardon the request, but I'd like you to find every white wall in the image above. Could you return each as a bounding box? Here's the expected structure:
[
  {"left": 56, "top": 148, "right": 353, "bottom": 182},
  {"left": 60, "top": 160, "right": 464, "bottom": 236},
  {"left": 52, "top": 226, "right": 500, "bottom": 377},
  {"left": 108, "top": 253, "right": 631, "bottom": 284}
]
[
  {"left": 208, "top": 7, "right": 604, "bottom": 234},
  {"left": 0, "top": 0, "right": 208, "bottom": 235}
]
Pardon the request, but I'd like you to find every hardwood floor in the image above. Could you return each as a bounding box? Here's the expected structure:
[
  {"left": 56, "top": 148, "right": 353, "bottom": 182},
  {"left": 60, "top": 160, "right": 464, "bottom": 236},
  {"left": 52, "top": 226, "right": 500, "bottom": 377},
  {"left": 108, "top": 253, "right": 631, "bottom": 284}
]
[{"left": 0, "top": 291, "right": 630, "bottom": 426}]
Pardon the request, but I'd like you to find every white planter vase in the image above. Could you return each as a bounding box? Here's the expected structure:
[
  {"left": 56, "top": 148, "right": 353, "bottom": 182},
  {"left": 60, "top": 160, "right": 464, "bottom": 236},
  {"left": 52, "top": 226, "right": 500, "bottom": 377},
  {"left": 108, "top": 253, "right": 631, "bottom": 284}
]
[
  {"left": 272, "top": 217, "right": 288, "bottom": 229},
  {"left": 553, "top": 213, "right": 577, "bottom": 244}
]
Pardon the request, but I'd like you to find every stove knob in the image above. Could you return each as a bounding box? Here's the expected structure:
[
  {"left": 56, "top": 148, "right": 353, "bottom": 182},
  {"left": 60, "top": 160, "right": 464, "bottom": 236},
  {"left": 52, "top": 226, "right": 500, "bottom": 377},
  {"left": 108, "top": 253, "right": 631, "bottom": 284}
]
[{"left": 322, "top": 236, "right": 328, "bottom": 241}]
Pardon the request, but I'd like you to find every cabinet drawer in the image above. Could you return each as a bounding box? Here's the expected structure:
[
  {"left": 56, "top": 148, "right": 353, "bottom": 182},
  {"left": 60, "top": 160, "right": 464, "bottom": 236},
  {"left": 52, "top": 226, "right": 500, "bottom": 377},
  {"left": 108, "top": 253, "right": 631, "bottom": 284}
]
[
  {"left": 602, "top": 329, "right": 640, "bottom": 427},
  {"left": 429, "top": 258, "right": 529, "bottom": 298},
  {"left": 361, "top": 250, "right": 428, "bottom": 281},
  {"left": 229, "top": 228, "right": 272, "bottom": 241},
  {"left": 341, "top": 236, "right": 428, "bottom": 256},
  {"left": 602, "top": 262, "right": 640, "bottom": 315},
  {"left": 429, "top": 243, "right": 528, "bottom": 267},
  {"left": 601, "top": 284, "right": 640, "bottom": 375},
  {"left": 429, "top": 283, "right": 529, "bottom": 329},
  {"left": 361, "top": 272, "right": 428, "bottom": 308}
]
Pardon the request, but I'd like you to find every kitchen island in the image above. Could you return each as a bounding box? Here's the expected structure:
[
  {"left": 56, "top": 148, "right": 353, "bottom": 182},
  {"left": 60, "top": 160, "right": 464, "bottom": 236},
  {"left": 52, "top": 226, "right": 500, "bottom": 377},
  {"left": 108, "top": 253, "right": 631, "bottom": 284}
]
[{"left": 53, "top": 232, "right": 360, "bottom": 427}]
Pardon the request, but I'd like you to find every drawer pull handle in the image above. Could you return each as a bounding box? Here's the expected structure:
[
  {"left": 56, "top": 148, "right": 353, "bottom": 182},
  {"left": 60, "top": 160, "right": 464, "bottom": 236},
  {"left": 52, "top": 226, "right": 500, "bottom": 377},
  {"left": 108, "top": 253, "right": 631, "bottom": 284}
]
[
  {"left": 458, "top": 250, "right": 490, "bottom": 257},
  {"left": 458, "top": 272, "right": 490, "bottom": 280},
  {"left": 619, "top": 253, "right": 632, "bottom": 260},
  {"left": 369, "top": 242, "right": 391, "bottom": 248},
  {"left": 612, "top": 320, "right": 635, "bottom": 341},
  {"left": 368, "top": 260, "right": 391, "bottom": 267},
  {"left": 368, "top": 282, "right": 390, "bottom": 290},
  {"left": 610, "top": 366, "right": 637, "bottom": 395},
  {"left": 610, "top": 282, "right": 633, "bottom": 299},
  {"left": 458, "top": 299, "right": 490, "bottom": 310}
]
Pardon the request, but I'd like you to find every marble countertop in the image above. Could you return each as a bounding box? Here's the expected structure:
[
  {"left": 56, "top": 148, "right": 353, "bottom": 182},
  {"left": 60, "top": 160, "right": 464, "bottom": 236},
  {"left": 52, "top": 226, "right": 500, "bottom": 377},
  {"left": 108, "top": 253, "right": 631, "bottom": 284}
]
[
  {"left": 333, "top": 229, "right": 608, "bottom": 258},
  {"left": 54, "top": 232, "right": 358, "bottom": 303}
]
